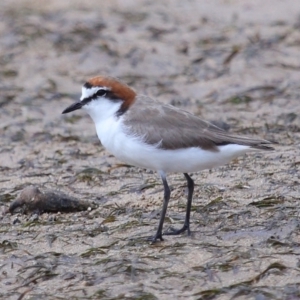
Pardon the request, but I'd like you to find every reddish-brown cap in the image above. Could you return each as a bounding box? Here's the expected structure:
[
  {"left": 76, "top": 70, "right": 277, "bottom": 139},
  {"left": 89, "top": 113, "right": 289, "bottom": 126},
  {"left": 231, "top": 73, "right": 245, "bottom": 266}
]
[{"left": 86, "top": 76, "right": 136, "bottom": 113}]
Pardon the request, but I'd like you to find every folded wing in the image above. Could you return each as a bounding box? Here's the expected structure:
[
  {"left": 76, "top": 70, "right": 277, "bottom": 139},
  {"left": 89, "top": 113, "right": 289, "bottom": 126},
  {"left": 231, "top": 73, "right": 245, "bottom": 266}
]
[{"left": 123, "top": 96, "right": 274, "bottom": 152}]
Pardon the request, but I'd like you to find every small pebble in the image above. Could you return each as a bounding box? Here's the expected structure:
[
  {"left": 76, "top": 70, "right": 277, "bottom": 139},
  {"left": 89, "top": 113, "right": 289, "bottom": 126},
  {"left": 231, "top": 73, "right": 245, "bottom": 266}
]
[
  {"left": 12, "top": 217, "right": 20, "bottom": 225},
  {"left": 29, "top": 214, "right": 39, "bottom": 222}
]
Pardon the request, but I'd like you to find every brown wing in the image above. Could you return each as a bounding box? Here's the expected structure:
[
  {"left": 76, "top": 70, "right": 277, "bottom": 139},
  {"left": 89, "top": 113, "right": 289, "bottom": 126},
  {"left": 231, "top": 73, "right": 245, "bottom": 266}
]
[{"left": 123, "top": 96, "right": 273, "bottom": 152}]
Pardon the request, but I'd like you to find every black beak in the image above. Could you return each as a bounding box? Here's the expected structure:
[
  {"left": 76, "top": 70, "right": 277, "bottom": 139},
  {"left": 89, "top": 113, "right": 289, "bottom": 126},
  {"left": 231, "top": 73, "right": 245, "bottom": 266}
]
[{"left": 62, "top": 102, "right": 83, "bottom": 114}]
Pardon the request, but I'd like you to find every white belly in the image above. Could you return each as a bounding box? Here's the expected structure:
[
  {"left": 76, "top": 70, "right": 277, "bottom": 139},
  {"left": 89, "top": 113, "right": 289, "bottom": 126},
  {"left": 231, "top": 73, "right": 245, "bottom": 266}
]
[{"left": 95, "top": 119, "right": 252, "bottom": 173}]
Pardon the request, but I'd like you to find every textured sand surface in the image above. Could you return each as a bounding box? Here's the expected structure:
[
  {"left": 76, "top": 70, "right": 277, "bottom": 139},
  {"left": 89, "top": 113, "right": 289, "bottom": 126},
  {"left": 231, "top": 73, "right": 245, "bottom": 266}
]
[{"left": 0, "top": 1, "right": 300, "bottom": 299}]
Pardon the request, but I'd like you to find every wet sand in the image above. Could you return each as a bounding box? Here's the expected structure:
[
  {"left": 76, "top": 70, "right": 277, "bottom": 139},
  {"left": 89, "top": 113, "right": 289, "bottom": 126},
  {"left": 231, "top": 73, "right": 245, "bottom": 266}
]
[{"left": 0, "top": 0, "right": 300, "bottom": 299}]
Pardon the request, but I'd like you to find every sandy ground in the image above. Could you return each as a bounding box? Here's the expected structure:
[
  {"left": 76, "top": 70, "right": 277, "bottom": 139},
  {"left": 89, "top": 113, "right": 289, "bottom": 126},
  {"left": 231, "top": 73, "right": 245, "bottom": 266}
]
[{"left": 0, "top": 0, "right": 300, "bottom": 299}]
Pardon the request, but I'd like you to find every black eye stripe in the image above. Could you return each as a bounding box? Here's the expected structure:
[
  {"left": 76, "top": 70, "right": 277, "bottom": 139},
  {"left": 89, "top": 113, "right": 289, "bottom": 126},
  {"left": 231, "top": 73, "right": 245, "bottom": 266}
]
[
  {"left": 80, "top": 88, "right": 108, "bottom": 105},
  {"left": 81, "top": 94, "right": 96, "bottom": 105},
  {"left": 81, "top": 89, "right": 121, "bottom": 105}
]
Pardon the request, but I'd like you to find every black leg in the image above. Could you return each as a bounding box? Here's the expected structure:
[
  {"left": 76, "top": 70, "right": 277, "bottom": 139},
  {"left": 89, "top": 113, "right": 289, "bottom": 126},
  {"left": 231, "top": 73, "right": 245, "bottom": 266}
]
[
  {"left": 164, "top": 173, "right": 194, "bottom": 236},
  {"left": 149, "top": 174, "right": 171, "bottom": 243}
]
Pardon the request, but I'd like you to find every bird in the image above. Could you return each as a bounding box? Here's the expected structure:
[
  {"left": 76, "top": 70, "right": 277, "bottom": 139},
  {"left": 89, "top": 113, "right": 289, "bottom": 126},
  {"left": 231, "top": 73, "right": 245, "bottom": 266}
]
[{"left": 62, "top": 76, "right": 274, "bottom": 243}]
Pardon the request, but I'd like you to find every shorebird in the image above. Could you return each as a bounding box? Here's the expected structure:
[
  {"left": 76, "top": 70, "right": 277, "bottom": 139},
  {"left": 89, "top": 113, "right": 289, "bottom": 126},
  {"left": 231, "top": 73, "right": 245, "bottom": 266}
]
[{"left": 62, "top": 76, "right": 273, "bottom": 242}]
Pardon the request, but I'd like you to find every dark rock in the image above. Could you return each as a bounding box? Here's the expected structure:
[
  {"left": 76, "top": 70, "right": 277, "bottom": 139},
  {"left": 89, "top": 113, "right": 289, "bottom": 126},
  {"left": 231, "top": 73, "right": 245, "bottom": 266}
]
[{"left": 9, "top": 186, "right": 95, "bottom": 214}]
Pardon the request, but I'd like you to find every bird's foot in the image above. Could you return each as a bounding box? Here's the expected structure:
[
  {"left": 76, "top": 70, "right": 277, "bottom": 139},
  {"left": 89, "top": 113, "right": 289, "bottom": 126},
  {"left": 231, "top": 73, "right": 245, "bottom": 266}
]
[
  {"left": 164, "top": 224, "right": 191, "bottom": 236},
  {"left": 147, "top": 231, "right": 164, "bottom": 243}
]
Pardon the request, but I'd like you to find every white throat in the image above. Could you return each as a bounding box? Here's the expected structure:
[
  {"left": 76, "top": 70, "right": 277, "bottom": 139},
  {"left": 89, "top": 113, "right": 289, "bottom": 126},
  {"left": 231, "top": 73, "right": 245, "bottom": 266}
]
[{"left": 82, "top": 96, "right": 122, "bottom": 124}]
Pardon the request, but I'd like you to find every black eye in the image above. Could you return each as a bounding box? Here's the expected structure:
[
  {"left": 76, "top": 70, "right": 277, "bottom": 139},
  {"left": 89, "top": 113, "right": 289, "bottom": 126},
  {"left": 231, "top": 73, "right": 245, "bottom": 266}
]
[{"left": 95, "top": 89, "right": 106, "bottom": 97}]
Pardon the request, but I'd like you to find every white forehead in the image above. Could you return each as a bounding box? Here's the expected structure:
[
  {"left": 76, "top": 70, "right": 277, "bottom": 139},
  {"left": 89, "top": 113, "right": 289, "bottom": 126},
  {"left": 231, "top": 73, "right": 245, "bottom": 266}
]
[{"left": 80, "top": 86, "right": 110, "bottom": 100}]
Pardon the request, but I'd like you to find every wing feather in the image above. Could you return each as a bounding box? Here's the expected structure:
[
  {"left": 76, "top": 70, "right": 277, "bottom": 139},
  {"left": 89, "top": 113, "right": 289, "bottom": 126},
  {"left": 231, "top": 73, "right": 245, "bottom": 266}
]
[{"left": 123, "top": 96, "right": 273, "bottom": 151}]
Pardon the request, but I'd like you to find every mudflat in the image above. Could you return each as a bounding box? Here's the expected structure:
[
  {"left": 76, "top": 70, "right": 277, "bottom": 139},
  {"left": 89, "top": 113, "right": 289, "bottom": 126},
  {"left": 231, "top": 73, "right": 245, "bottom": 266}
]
[{"left": 0, "top": 1, "right": 299, "bottom": 299}]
